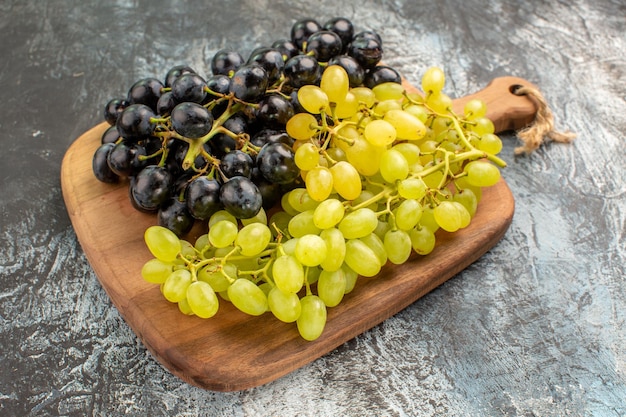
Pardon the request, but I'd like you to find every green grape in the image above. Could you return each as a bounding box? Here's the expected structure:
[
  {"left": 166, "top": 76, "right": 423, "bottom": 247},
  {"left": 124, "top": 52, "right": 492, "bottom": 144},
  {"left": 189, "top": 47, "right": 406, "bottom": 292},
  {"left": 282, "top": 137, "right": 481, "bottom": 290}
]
[
  {"left": 463, "top": 99, "right": 487, "bottom": 120},
  {"left": 419, "top": 206, "right": 440, "bottom": 232},
  {"left": 325, "top": 146, "right": 347, "bottom": 163},
  {"left": 455, "top": 176, "right": 482, "bottom": 202},
  {"left": 313, "top": 198, "right": 345, "bottom": 229},
  {"left": 329, "top": 161, "right": 362, "bottom": 201},
  {"left": 298, "top": 85, "right": 330, "bottom": 114},
  {"left": 281, "top": 192, "right": 299, "bottom": 216},
  {"left": 320, "top": 65, "right": 349, "bottom": 103},
  {"left": 281, "top": 237, "right": 298, "bottom": 256},
  {"left": 338, "top": 208, "right": 378, "bottom": 239},
  {"left": 375, "top": 99, "right": 403, "bottom": 115},
  {"left": 162, "top": 269, "right": 192, "bottom": 303},
  {"left": 269, "top": 210, "right": 292, "bottom": 237},
  {"left": 272, "top": 254, "right": 304, "bottom": 293},
  {"left": 426, "top": 91, "right": 452, "bottom": 114},
  {"left": 268, "top": 287, "right": 302, "bottom": 323},
  {"left": 178, "top": 298, "right": 194, "bottom": 315},
  {"left": 421, "top": 66, "right": 445, "bottom": 94},
  {"left": 409, "top": 227, "right": 436, "bottom": 255},
  {"left": 197, "top": 263, "right": 236, "bottom": 292},
  {"left": 404, "top": 103, "right": 429, "bottom": 123},
  {"left": 384, "top": 229, "right": 412, "bottom": 265},
  {"left": 372, "top": 82, "right": 405, "bottom": 101},
  {"left": 342, "top": 264, "right": 358, "bottom": 294},
  {"left": 465, "top": 160, "right": 501, "bottom": 187},
  {"left": 351, "top": 189, "right": 379, "bottom": 211},
  {"left": 294, "top": 142, "right": 320, "bottom": 171},
  {"left": 394, "top": 199, "right": 423, "bottom": 230},
  {"left": 144, "top": 225, "right": 181, "bottom": 262},
  {"left": 344, "top": 239, "right": 382, "bottom": 277},
  {"left": 343, "top": 136, "right": 384, "bottom": 176},
  {"left": 286, "top": 112, "right": 318, "bottom": 140},
  {"left": 227, "top": 278, "right": 268, "bottom": 316},
  {"left": 477, "top": 133, "right": 503, "bottom": 154},
  {"left": 180, "top": 240, "right": 196, "bottom": 258},
  {"left": 454, "top": 201, "right": 471, "bottom": 229},
  {"left": 288, "top": 210, "right": 321, "bottom": 237},
  {"left": 397, "top": 177, "right": 427, "bottom": 200},
  {"left": 373, "top": 219, "right": 391, "bottom": 241},
  {"left": 317, "top": 269, "right": 346, "bottom": 307},
  {"left": 453, "top": 188, "right": 478, "bottom": 217},
  {"left": 334, "top": 91, "right": 359, "bottom": 119},
  {"left": 208, "top": 219, "right": 239, "bottom": 248},
  {"left": 363, "top": 119, "right": 397, "bottom": 147},
  {"left": 208, "top": 209, "right": 238, "bottom": 227},
  {"left": 470, "top": 117, "right": 495, "bottom": 135},
  {"left": 194, "top": 233, "right": 213, "bottom": 258},
  {"left": 235, "top": 223, "right": 272, "bottom": 257},
  {"left": 422, "top": 169, "right": 444, "bottom": 189},
  {"left": 433, "top": 201, "right": 463, "bottom": 232},
  {"left": 287, "top": 188, "right": 320, "bottom": 212},
  {"left": 305, "top": 166, "right": 334, "bottom": 201},
  {"left": 379, "top": 148, "right": 409, "bottom": 183},
  {"left": 319, "top": 228, "right": 346, "bottom": 272},
  {"left": 297, "top": 295, "right": 327, "bottom": 341},
  {"left": 141, "top": 258, "right": 176, "bottom": 284},
  {"left": 383, "top": 109, "right": 427, "bottom": 141},
  {"left": 351, "top": 86, "right": 376, "bottom": 108},
  {"left": 186, "top": 281, "right": 219, "bottom": 319},
  {"left": 392, "top": 142, "right": 421, "bottom": 166},
  {"left": 359, "top": 232, "right": 387, "bottom": 266},
  {"left": 241, "top": 207, "right": 268, "bottom": 226},
  {"left": 306, "top": 265, "right": 322, "bottom": 285},
  {"left": 294, "top": 234, "right": 328, "bottom": 267}
]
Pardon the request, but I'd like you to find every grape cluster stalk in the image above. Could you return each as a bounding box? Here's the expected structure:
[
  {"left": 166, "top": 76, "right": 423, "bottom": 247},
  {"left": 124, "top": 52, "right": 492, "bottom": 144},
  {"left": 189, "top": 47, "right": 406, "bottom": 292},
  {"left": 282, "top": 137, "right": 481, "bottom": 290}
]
[{"left": 92, "top": 17, "right": 507, "bottom": 341}]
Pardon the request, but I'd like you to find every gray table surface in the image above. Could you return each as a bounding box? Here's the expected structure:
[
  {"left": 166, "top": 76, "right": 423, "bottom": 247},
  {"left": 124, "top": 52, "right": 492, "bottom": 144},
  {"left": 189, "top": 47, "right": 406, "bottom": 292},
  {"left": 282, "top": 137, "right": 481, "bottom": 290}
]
[{"left": 1, "top": 1, "right": 625, "bottom": 416}]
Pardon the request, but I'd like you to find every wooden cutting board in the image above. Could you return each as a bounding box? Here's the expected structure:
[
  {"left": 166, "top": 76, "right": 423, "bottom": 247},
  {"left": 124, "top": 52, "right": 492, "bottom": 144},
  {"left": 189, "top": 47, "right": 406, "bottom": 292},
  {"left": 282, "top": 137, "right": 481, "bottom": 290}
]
[{"left": 61, "top": 76, "right": 537, "bottom": 392}]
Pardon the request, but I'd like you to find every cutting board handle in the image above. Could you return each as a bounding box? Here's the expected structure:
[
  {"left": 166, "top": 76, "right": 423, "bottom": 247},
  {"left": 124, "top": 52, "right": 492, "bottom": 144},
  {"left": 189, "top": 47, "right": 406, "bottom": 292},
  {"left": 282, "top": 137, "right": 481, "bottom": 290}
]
[{"left": 404, "top": 76, "right": 539, "bottom": 134}]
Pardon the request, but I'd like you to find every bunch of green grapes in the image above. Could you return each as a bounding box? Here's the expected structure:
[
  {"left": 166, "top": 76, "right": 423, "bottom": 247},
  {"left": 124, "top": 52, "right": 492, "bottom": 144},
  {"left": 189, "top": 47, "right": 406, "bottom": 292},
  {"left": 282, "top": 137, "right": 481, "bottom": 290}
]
[{"left": 141, "top": 65, "right": 506, "bottom": 341}]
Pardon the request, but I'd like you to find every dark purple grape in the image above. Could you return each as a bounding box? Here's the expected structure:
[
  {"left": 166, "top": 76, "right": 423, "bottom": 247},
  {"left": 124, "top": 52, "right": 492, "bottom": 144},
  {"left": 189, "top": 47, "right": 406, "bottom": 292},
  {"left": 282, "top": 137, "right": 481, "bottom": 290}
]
[
  {"left": 328, "top": 55, "right": 365, "bottom": 87},
  {"left": 158, "top": 197, "right": 195, "bottom": 237},
  {"left": 164, "top": 65, "right": 196, "bottom": 88},
  {"left": 107, "top": 141, "right": 147, "bottom": 177},
  {"left": 364, "top": 65, "right": 401, "bottom": 89},
  {"left": 171, "top": 73, "right": 207, "bottom": 103},
  {"left": 185, "top": 176, "right": 222, "bottom": 220},
  {"left": 247, "top": 47, "right": 285, "bottom": 85},
  {"left": 129, "top": 165, "right": 173, "bottom": 212},
  {"left": 348, "top": 36, "right": 383, "bottom": 70},
  {"left": 220, "top": 150, "right": 254, "bottom": 179},
  {"left": 101, "top": 125, "right": 121, "bottom": 144},
  {"left": 323, "top": 17, "right": 354, "bottom": 53},
  {"left": 219, "top": 176, "right": 263, "bottom": 219},
  {"left": 256, "top": 142, "right": 299, "bottom": 185},
  {"left": 156, "top": 91, "right": 177, "bottom": 116},
  {"left": 283, "top": 54, "right": 321, "bottom": 88},
  {"left": 92, "top": 143, "right": 119, "bottom": 183},
  {"left": 291, "top": 18, "right": 322, "bottom": 49},
  {"left": 255, "top": 94, "right": 295, "bottom": 128},
  {"left": 251, "top": 128, "right": 293, "bottom": 148},
  {"left": 211, "top": 49, "right": 245, "bottom": 76},
  {"left": 104, "top": 97, "right": 129, "bottom": 125},
  {"left": 206, "top": 74, "right": 231, "bottom": 97},
  {"left": 252, "top": 170, "right": 282, "bottom": 209},
  {"left": 353, "top": 30, "right": 383, "bottom": 45},
  {"left": 229, "top": 64, "right": 269, "bottom": 103},
  {"left": 271, "top": 39, "right": 299, "bottom": 60},
  {"left": 210, "top": 112, "right": 248, "bottom": 158},
  {"left": 170, "top": 102, "right": 214, "bottom": 139},
  {"left": 127, "top": 77, "right": 164, "bottom": 112},
  {"left": 306, "top": 30, "right": 343, "bottom": 62},
  {"left": 116, "top": 104, "right": 156, "bottom": 142}
]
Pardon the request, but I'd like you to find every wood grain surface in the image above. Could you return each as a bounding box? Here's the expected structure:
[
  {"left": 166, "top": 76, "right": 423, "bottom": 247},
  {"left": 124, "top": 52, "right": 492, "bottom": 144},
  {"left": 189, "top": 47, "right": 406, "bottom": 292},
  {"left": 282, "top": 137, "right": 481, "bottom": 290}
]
[{"left": 61, "top": 77, "right": 534, "bottom": 391}]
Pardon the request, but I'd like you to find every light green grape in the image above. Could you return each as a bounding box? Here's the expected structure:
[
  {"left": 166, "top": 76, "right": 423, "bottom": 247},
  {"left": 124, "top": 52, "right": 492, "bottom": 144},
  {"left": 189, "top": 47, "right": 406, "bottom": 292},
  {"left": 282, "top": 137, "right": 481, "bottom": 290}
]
[
  {"left": 351, "top": 86, "right": 376, "bottom": 108},
  {"left": 383, "top": 109, "right": 427, "bottom": 141},
  {"left": 317, "top": 269, "right": 346, "bottom": 307},
  {"left": 197, "top": 263, "right": 237, "bottom": 292},
  {"left": 344, "top": 239, "right": 381, "bottom": 277},
  {"left": 298, "top": 85, "right": 330, "bottom": 114},
  {"left": 320, "top": 65, "right": 349, "bottom": 103},
  {"left": 313, "top": 198, "right": 345, "bottom": 229},
  {"left": 338, "top": 208, "right": 378, "bottom": 239},
  {"left": 433, "top": 201, "right": 463, "bottom": 232},
  {"left": 343, "top": 136, "right": 384, "bottom": 177},
  {"left": 241, "top": 207, "right": 268, "bottom": 226},
  {"left": 227, "top": 278, "right": 268, "bottom": 316},
  {"left": 287, "top": 188, "right": 320, "bottom": 212},
  {"left": 410, "top": 227, "right": 436, "bottom": 255},
  {"left": 330, "top": 161, "right": 362, "bottom": 201},
  {"left": 421, "top": 66, "right": 445, "bottom": 94},
  {"left": 186, "top": 281, "right": 219, "bottom": 319},
  {"left": 394, "top": 199, "right": 423, "bottom": 230},
  {"left": 319, "top": 228, "right": 346, "bottom": 272},
  {"left": 334, "top": 91, "right": 359, "bottom": 119},
  {"left": 372, "top": 82, "right": 405, "bottom": 101},
  {"left": 297, "top": 295, "right": 327, "bottom": 341},
  {"left": 272, "top": 254, "right": 304, "bottom": 293},
  {"left": 288, "top": 209, "right": 321, "bottom": 237},
  {"left": 384, "top": 229, "right": 412, "bottom": 264},
  {"left": 465, "top": 160, "right": 501, "bottom": 187},
  {"left": 363, "top": 119, "right": 397, "bottom": 147},
  {"left": 141, "top": 258, "right": 176, "bottom": 284},
  {"left": 294, "top": 234, "right": 328, "bottom": 267},
  {"left": 305, "top": 166, "right": 334, "bottom": 202},
  {"left": 359, "top": 232, "right": 388, "bottom": 267},
  {"left": 397, "top": 177, "right": 427, "bottom": 200},
  {"left": 208, "top": 219, "right": 239, "bottom": 248},
  {"left": 342, "top": 264, "right": 358, "bottom": 294},
  {"left": 162, "top": 269, "right": 192, "bottom": 303},
  {"left": 235, "top": 223, "right": 272, "bottom": 256},
  {"left": 453, "top": 188, "right": 478, "bottom": 217},
  {"left": 294, "top": 142, "right": 320, "bottom": 171},
  {"left": 268, "top": 287, "right": 302, "bottom": 323},
  {"left": 208, "top": 209, "right": 237, "bottom": 227},
  {"left": 286, "top": 112, "right": 318, "bottom": 140},
  {"left": 380, "top": 148, "right": 409, "bottom": 183},
  {"left": 144, "top": 225, "right": 181, "bottom": 262}
]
